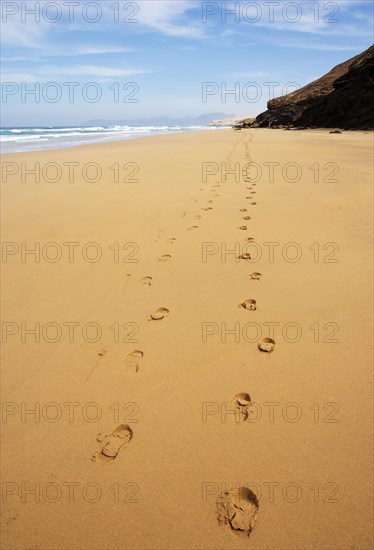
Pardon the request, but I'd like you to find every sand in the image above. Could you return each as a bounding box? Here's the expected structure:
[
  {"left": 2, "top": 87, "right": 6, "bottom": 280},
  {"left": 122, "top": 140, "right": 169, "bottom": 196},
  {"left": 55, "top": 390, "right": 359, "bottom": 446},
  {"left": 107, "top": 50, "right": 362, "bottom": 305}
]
[{"left": 1, "top": 128, "right": 373, "bottom": 549}]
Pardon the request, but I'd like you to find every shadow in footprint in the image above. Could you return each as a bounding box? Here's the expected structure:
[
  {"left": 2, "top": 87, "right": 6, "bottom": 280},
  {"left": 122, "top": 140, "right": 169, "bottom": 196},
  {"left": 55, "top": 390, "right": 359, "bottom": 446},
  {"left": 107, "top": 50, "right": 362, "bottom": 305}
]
[
  {"left": 250, "top": 272, "right": 262, "bottom": 280},
  {"left": 92, "top": 424, "right": 133, "bottom": 464},
  {"left": 140, "top": 276, "right": 152, "bottom": 286}
]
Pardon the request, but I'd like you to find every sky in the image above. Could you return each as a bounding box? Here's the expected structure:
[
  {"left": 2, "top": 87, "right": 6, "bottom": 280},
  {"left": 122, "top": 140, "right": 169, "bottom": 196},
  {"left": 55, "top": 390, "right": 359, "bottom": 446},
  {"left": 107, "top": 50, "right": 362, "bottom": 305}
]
[{"left": 1, "top": 0, "right": 373, "bottom": 126}]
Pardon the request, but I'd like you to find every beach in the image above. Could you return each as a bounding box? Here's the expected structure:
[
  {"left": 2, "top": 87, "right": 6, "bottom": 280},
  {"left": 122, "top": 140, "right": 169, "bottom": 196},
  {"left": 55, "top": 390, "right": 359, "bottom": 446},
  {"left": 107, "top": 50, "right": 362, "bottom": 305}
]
[{"left": 1, "top": 128, "right": 373, "bottom": 549}]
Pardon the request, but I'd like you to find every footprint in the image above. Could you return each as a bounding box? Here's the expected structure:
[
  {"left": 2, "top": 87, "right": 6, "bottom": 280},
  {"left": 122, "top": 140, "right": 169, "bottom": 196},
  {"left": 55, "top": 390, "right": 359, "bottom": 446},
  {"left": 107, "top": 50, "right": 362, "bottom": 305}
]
[
  {"left": 251, "top": 202, "right": 257, "bottom": 205},
  {"left": 239, "top": 208, "right": 247, "bottom": 212},
  {"left": 207, "top": 200, "right": 213, "bottom": 204},
  {"left": 167, "top": 238, "right": 176, "bottom": 245},
  {"left": 257, "top": 337, "right": 275, "bottom": 352},
  {"left": 250, "top": 191, "right": 256, "bottom": 194},
  {"left": 243, "top": 216, "right": 251, "bottom": 221},
  {"left": 2, "top": 507, "right": 18, "bottom": 526},
  {"left": 195, "top": 215, "right": 202, "bottom": 219},
  {"left": 250, "top": 272, "right": 262, "bottom": 280},
  {"left": 125, "top": 349, "right": 144, "bottom": 374},
  {"left": 244, "top": 237, "right": 255, "bottom": 243},
  {"left": 238, "top": 226, "right": 247, "bottom": 231},
  {"left": 201, "top": 207, "right": 213, "bottom": 211},
  {"left": 159, "top": 254, "right": 171, "bottom": 262},
  {"left": 122, "top": 273, "right": 132, "bottom": 293},
  {"left": 92, "top": 424, "right": 133, "bottom": 465},
  {"left": 240, "top": 299, "right": 257, "bottom": 311},
  {"left": 238, "top": 253, "right": 251, "bottom": 260},
  {"left": 216, "top": 486, "right": 259, "bottom": 537},
  {"left": 140, "top": 276, "right": 152, "bottom": 286},
  {"left": 188, "top": 225, "right": 199, "bottom": 230},
  {"left": 149, "top": 307, "right": 169, "bottom": 321},
  {"left": 233, "top": 392, "right": 252, "bottom": 422}
]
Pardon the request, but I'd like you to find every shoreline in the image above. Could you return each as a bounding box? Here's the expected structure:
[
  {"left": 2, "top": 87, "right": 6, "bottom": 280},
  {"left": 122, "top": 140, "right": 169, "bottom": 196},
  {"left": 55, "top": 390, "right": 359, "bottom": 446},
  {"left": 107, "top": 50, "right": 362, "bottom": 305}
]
[
  {"left": 2, "top": 126, "right": 373, "bottom": 156},
  {"left": 0, "top": 126, "right": 225, "bottom": 155}
]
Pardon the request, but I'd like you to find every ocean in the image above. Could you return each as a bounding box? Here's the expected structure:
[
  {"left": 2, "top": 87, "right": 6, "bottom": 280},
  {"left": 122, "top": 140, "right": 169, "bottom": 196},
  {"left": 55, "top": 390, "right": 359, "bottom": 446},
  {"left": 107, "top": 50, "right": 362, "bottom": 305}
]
[{"left": 0, "top": 125, "right": 216, "bottom": 154}]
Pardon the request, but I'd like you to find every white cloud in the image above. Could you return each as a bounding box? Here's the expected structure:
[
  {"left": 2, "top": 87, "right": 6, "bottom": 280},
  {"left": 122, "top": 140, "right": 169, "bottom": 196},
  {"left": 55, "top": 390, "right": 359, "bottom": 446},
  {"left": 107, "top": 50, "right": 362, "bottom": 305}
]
[
  {"left": 50, "top": 65, "right": 150, "bottom": 77},
  {"left": 136, "top": 0, "right": 205, "bottom": 38},
  {"left": 1, "top": 46, "right": 137, "bottom": 63},
  {"left": 1, "top": 65, "right": 152, "bottom": 82},
  {"left": 0, "top": 18, "right": 49, "bottom": 48},
  {"left": 221, "top": 0, "right": 372, "bottom": 37},
  {"left": 71, "top": 46, "right": 138, "bottom": 56}
]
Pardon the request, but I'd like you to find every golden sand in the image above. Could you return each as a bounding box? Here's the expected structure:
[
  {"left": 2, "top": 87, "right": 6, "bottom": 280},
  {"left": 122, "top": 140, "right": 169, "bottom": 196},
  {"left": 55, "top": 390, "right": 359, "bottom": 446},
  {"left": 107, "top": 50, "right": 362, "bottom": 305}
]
[{"left": 1, "top": 128, "right": 373, "bottom": 548}]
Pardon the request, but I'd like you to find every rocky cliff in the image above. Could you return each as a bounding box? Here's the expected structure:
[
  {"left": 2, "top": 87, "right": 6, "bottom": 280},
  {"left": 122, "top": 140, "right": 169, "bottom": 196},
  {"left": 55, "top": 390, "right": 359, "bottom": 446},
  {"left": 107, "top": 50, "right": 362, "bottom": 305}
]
[{"left": 252, "top": 45, "right": 374, "bottom": 130}]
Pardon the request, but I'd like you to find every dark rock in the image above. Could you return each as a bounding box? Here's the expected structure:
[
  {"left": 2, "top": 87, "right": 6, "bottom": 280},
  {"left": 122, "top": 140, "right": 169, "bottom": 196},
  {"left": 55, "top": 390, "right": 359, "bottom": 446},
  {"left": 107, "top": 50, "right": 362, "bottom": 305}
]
[
  {"left": 254, "top": 45, "right": 374, "bottom": 130},
  {"left": 231, "top": 117, "right": 256, "bottom": 129},
  {"left": 329, "top": 130, "right": 342, "bottom": 134}
]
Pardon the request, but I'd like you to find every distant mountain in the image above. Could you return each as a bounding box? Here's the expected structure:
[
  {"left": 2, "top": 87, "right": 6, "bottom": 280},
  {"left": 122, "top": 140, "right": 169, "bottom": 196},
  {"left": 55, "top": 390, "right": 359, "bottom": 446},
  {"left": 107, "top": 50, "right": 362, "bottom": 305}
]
[
  {"left": 83, "top": 114, "right": 236, "bottom": 127},
  {"left": 248, "top": 45, "right": 374, "bottom": 130}
]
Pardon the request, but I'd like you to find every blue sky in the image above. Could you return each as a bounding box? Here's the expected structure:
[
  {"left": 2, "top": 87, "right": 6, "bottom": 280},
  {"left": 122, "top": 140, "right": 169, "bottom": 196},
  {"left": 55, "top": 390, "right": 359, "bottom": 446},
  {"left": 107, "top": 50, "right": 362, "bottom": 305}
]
[{"left": 1, "top": 0, "right": 373, "bottom": 126}]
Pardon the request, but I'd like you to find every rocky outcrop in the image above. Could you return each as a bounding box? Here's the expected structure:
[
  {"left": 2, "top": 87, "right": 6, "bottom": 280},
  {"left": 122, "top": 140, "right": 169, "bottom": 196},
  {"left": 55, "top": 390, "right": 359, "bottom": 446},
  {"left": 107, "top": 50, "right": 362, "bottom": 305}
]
[
  {"left": 210, "top": 116, "right": 248, "bottom": 127},
  {"left": 251, "top": 45, "right": 374, "bottom": 130}
]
